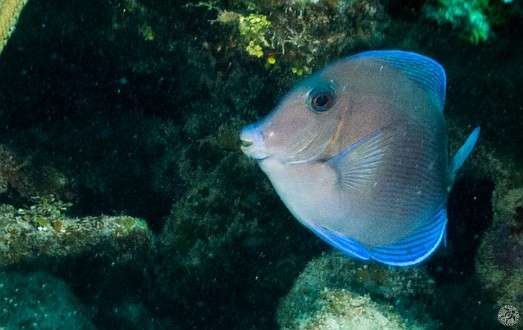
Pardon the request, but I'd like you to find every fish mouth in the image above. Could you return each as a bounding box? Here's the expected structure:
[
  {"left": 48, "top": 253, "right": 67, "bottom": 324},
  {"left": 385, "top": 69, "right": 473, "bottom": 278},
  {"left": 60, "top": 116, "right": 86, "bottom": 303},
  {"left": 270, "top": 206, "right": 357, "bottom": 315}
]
[
  {"left": 239, "top": 124, "right": 268, "bottom": 160},
  {"left": 240, "top": 138, "right": 254, "bottom": 151}
]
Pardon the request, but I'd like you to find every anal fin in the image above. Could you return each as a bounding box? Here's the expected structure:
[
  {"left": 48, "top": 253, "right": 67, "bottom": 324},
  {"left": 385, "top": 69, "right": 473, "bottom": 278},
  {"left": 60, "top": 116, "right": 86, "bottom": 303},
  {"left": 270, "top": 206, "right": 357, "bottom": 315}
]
[
  {"left": 369, "top": 204, "right": 447, "bottom": 266},
  {"left": 307, "top": 223, "right": 371, "bottom": 261}
]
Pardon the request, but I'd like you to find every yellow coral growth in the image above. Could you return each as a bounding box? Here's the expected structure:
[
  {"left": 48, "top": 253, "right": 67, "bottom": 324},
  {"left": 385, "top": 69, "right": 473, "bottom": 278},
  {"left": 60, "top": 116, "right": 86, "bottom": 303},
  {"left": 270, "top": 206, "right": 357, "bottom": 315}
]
[
  {"left": 0, "top": 0, "right": 29, "bottom": 55},
  {"left": 239, "top": 13, "right": 271, "bottom": 59}
]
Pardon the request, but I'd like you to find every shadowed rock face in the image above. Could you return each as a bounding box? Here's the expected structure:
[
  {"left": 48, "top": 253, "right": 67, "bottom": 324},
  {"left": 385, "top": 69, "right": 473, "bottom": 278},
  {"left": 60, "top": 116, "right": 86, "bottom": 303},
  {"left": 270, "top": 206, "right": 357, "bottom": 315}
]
[
  {"left": 0, "top": 144, "right": 68, "bottom": 199},
  {"left": 476, "top": 186, "right": 523, "bottom": 316}
]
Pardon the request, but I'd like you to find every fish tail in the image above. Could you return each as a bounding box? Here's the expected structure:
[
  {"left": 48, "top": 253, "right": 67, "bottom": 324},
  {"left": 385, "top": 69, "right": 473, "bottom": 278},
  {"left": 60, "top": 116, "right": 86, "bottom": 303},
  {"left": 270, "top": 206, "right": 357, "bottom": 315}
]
[{"left": 449, "top": 126, "right": 480, "bottom": 187}]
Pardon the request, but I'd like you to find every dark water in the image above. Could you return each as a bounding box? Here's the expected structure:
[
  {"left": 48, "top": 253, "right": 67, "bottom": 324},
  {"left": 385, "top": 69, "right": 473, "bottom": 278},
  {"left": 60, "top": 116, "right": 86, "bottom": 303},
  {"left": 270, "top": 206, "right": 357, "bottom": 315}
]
[{"left": 0, "top": 0, "right": 521, "bottom": 329}]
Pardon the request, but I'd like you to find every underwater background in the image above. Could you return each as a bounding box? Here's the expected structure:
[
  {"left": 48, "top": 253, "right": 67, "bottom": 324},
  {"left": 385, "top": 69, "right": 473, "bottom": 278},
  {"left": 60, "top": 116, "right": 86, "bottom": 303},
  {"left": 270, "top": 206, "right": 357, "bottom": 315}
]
[{"left": 0, "top": 0, "right": 522, "bottom": 329}]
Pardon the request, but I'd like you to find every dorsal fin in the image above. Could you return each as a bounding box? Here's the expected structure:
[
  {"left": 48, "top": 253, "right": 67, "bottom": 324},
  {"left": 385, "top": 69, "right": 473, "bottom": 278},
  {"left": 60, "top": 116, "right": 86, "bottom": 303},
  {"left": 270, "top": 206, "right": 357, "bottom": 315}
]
[{"left": 350, "top": 50, "right": 447, "bottom": 111}]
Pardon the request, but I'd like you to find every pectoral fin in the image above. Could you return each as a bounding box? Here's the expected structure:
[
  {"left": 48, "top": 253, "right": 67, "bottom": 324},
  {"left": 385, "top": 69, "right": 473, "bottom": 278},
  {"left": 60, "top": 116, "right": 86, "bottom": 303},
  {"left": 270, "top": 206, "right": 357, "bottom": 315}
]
[{"left": 327, "top": 129, "right": 394, "bottom": 191}]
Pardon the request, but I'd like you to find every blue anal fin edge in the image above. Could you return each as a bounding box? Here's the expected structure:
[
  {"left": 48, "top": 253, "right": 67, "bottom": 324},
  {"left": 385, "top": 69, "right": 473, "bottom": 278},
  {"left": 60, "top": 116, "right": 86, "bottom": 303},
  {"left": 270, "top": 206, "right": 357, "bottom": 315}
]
[
  {"left": 307, "top": 223, "right": 370, "bottom": 261},
  {"left": 369, "top": 205, "right": 448, "bottom": 266},
  {"left": 306, "top": 204, "right": 447, "bottom": 267}
]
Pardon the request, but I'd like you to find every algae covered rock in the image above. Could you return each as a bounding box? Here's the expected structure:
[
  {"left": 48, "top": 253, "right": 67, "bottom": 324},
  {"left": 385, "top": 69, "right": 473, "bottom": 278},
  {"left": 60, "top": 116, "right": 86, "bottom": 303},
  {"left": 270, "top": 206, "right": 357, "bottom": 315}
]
[
  {"left": 0, "top": 144, "right": 69, "bottom": 200},
  {"left": 0, "top": 271, "right": 95, "bottom": 329},
  {"left": 190, "top": 0, "right": 388, "bottom": 74},
  {"left": 155, "top": 121, "right": 321, "bottom": 328},
  {"left": 476, "top": 186, "right": 523, "bottom": 315},
  {"left": 277, "top": 252, "right": 439, "bottom": 329},
  {"left": 0, "top": 202, "right": 152, "bottom": 268},
  {"left": 279, "top": 288, "right": 423, "bottom": 330}
]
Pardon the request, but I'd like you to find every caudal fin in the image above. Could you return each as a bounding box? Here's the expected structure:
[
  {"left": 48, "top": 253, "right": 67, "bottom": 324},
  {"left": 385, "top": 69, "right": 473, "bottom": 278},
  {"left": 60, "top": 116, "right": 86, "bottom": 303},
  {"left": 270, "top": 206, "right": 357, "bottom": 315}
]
[{"left": 449, "top": 127, "right": 480, "bottom": 185}]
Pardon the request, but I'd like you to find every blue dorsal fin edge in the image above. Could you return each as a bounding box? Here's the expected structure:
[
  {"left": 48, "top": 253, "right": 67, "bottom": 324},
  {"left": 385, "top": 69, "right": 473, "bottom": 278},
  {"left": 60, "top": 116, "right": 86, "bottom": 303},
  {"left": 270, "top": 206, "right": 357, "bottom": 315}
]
[
  {"left": 449, "top": 126, "right": 480, "bottom": 185},
  {"left": 349, "top": 50, "right": 447, "bottom": 111}
]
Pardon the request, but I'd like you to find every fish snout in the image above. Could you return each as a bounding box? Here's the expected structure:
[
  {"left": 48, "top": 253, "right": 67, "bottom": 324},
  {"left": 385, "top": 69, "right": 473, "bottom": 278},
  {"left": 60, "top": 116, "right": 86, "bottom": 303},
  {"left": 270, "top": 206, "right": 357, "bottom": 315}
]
[{"left": 240, "top": 124, "right": 268, "bottom": 160}]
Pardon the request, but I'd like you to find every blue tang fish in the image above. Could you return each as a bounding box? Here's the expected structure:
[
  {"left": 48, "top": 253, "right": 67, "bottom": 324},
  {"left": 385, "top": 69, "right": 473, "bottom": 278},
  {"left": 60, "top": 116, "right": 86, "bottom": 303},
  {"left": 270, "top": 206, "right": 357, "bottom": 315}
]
[{"left": 240, "top": 50, "right": 480, "bottom": 266}]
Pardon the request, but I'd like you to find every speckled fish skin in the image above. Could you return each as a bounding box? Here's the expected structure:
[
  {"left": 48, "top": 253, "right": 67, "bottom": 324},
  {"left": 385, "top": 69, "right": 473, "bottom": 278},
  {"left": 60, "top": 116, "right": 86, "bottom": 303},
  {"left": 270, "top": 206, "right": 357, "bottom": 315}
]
[{"left": 240, "top": 50, "right": 479, "bottom": 266}]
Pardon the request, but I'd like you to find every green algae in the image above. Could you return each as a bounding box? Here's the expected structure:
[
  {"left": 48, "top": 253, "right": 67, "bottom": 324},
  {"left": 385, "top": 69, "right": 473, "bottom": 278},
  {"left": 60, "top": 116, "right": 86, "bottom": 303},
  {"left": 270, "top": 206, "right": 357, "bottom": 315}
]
[{"left": 193, "top": 0, "right": 388, "bottom": 74}]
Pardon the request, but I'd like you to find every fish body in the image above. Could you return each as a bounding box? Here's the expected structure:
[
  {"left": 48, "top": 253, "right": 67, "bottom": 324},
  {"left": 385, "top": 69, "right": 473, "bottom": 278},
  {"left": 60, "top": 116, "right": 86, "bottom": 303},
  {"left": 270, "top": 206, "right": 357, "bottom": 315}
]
[{"left": 240, "top": 51, "right": 479, "bottom": 266}]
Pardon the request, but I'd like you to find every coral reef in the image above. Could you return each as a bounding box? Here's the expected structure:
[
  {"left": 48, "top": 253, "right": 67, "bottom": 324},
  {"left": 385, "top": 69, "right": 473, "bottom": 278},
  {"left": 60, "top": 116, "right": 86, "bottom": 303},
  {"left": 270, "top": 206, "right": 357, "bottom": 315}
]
[
  {"left": 0, "top": 202, "right": 152, "bottom": 268},
  {"left": 277, "top": 252, "right": 439, "bottom": 329},
  {"left": 193, "top": 0, "right": 388, "bottom": 73},
  {"left": 0, "top": 0, "right": 521, "bottom": 328},
  {"left": 238, "top": 13, "right": 272, "bottom": 58},
  {"left": 0, "top": 144, "right": 69, "bottom": 200},
  {"left": 17, "top": 195, "right": 72, "bottom": 229},
  {"left": 155, "top": 121, "right": 322, "bottom": 328},
  {"left": 280, "top": 252, "right": 435, "bottom": 300},
  {"left": 423, "top": 0, "right": 513, "bottom": 43},
  {"left": 476, "top": 186, "right": 523, "bottom": 315},
  {"left": 280, "top": 289, "right": 423, "bottom": 330},
  {"left": 441, "top": 111, "right": 523, "bottom": 320},
  {"left": 0, "top": 271, "right": 95, "bottom": 329}
]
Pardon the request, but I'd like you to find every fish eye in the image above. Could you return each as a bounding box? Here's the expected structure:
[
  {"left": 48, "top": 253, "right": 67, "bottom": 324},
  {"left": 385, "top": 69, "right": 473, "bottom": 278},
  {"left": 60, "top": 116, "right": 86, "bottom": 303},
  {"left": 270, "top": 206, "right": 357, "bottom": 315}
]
[{"left": 309, "top": 88, "right": 335, "bottom": 112}]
